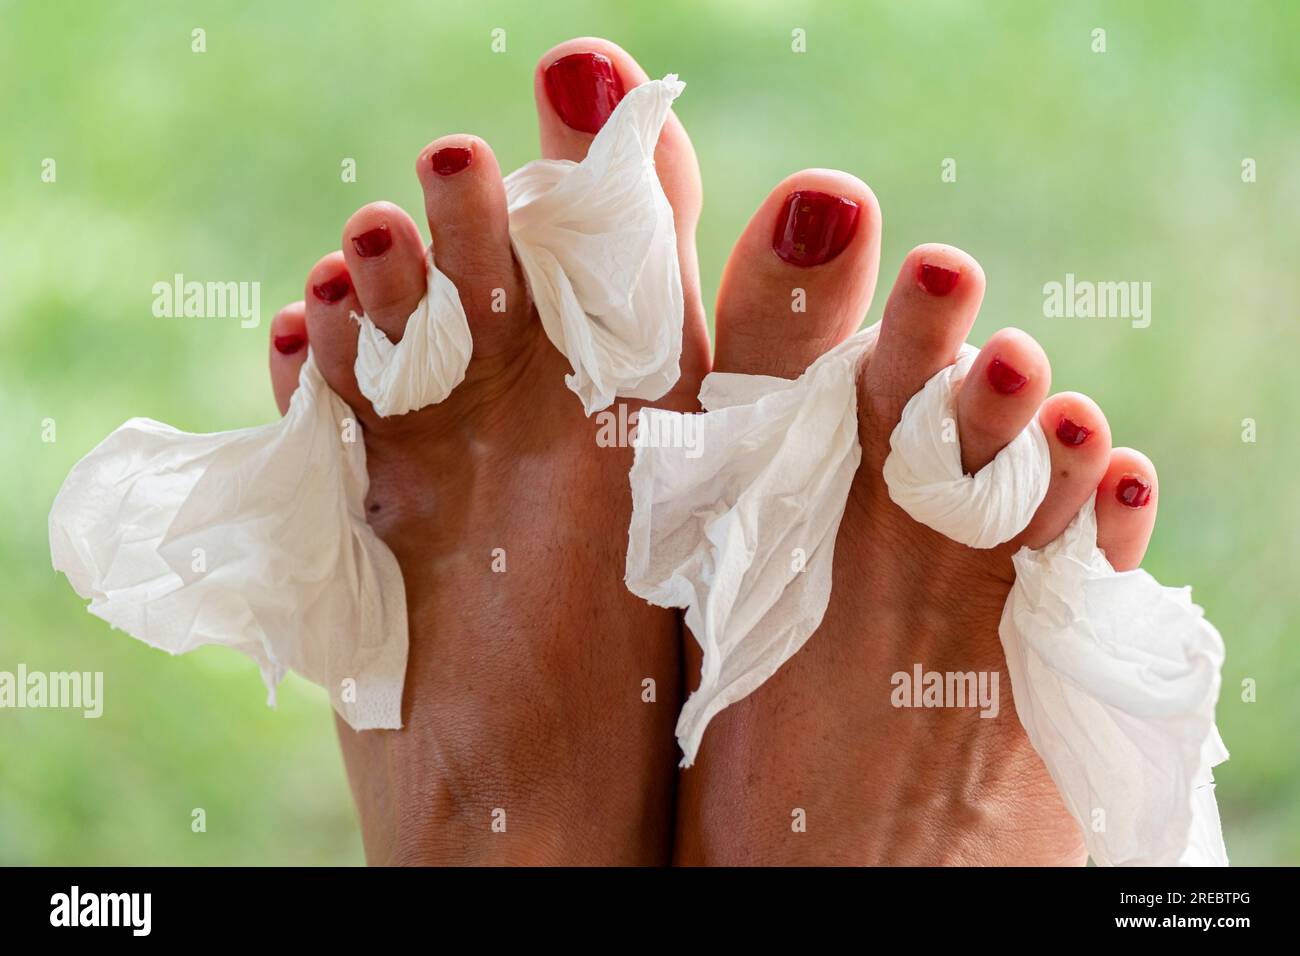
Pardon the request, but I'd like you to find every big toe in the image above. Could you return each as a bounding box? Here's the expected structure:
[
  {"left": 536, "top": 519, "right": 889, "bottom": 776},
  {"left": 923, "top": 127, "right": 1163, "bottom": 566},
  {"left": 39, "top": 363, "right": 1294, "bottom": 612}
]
[
  {"left": 712, "top": 169, "right": 881, "bottom": 378},
  {"left": 534, "top": 38, "right": 700, "bottom": 232},
  {"left": 534, "top": 38, "right": 708, "bottom": 386}
]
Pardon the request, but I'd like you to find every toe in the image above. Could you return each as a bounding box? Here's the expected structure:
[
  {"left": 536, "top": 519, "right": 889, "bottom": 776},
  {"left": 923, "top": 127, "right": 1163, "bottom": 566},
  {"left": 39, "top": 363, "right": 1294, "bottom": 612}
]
[
  {"left": 1095, "top": 448, "right": 1159, "bottom": 571},
  {"left": 415, "top": 134, "right": 528, "bottom": 356},
  {"left": 303, "top": 250, "right": 369, "bottom": 413},
  {"left": 953, "top": 327, "right": 1051, "bottom": 474},
  {"left": 534, "top": 37, "right": 707, "bottom": 387},
  {"left": 341, "top": 201, "right": 427, "bottom": 342},
  {"left": 1019, "top": 392, "right": 1113, "bottom": 548},
  {"left": 713, "top": 169, "right": 881, "bottom": 377},
  {"left": 862, "top": 244, "right": 985, "bottom": 429},
  {"left": 533, "top": 37, "right": 700, "bottom": 227},
  {"left": 268, "top": 301, "right": 308, "bottom": 415},
  {"left": 537, "top": 42, "right": 627, "bottom": 143}
]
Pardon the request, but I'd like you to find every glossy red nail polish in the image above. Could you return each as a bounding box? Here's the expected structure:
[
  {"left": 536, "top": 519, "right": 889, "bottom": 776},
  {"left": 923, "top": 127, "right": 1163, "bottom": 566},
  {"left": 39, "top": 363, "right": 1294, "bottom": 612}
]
[
  {"left": 311, "top": 274, "right": 350, "bottom": 303},
  {"left": 918, "top": 263, "right": 960, "bottom": 296},
  {"left": 1116, "top": 475, "right": 1152, "bottom": 508},
  {"left": 431, "top": 146, "right": 472, "bottom": 176},
  {"left": 986, "top": 357, "right": 1028, "bottom": 395},
  {"left": 351, "top": 225, "right": 391, "bottom": 258},
  {"left": 1056, "top": 416, "right": 1092, "bottom": 446},
  {"left": 273, "top": 333, "right": 306, "bottom": 355},
  {"left": 771, "top": 191, "right": 860, "bottom": 267},
  {"left": 544, "top": 52, "right": 625, "bottom": 134}
]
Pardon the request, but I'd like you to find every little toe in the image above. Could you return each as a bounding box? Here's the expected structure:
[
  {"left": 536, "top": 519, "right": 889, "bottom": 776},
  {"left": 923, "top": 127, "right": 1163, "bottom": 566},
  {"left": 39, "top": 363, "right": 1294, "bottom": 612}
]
[
  {"left": 1019, "top": 392, "right": 1113, "bottom": 548},
  {"left": 1095, "top": 448, "right": 1159, "bottom": 571},
  {"left": 953, "top": 327, "right": 1051, "bottom": 475},
  {"left": 268, "top": 301, "right": 308, "bottom": 415}
]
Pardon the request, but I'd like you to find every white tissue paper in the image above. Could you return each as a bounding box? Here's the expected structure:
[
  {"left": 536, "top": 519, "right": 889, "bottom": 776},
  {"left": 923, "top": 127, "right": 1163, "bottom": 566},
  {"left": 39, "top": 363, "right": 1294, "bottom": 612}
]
[
  {"left": 352, "top": 249, "right": 472, "bottom": 417},
  {"left": 49, "top": 356, "right": 408, "bottom": 729},
  {"left": 627, "top": 325, "right": 878, "bottom": 765},
  {"left": 506, "top": 75, "right": 685, "bottom": 416},
  {"left": 626, "top": 321, "right": 1227, "bottom": 865},
  {"left": 882, "top": 347, "right": 1051, "bottom": 548},
  {"left": 1002, "top": 502, "right": 1228, "bottom": 866},
  {"left": 49, "top": 74, "right": 690, "bottom": 731},
  {"left": 352, "top": 74, "right": 686, "bottom": 420}
]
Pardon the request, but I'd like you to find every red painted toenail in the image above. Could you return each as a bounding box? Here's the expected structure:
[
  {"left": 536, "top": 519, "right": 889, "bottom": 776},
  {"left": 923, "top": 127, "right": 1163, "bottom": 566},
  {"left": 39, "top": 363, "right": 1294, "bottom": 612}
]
[
  {"left": 986, "top": 357, "right": 1028, "bottom": 394},
  {"left": 1055, "top": 416, "right": 1092, "bottom": 446},
  {"left": 273, "top": 333, "right": 306, "bottom": 355},
  {"left": 311, "top": 273, "right": 351, "bottom": 303},
  {"left": 1116, "top": 475, "right": 1152, "bottom": 508},
  {"left": 771, "top": 191, "right": 860, "bottom": 267},
  {"left": 544, "top": 52, "right": 625, "bottom": 134},
  {"left": 431, "top": 146, "right": 473, "bottom": 176},
  {"left": 918, "top": 262, "right": 961, "bottom": 296},
  {"left": 351, "top": 225, "right": 391, "bottom": 258}
]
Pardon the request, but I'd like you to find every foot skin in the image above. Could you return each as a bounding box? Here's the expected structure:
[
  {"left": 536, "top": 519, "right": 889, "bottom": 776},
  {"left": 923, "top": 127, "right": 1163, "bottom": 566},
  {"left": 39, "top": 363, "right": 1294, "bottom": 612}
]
[
  {"left": 268, "top": 39, "right": 707, "bottom": 865},
  {"left": 675, "top": 170, "right": 1161, "bottom": 866}
]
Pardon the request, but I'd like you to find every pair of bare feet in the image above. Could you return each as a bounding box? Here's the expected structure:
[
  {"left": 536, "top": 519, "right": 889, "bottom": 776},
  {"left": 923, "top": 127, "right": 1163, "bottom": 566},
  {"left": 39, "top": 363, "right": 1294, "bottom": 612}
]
[{"left": 265, "top": 38, "right": 1161, "bottom": 866}]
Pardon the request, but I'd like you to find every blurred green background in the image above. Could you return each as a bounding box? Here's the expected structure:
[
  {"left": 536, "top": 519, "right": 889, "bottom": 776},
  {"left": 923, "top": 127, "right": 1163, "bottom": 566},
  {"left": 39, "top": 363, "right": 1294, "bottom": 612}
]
[{"left": 1, "top": 0, "right": 1296, "bottom": 864}]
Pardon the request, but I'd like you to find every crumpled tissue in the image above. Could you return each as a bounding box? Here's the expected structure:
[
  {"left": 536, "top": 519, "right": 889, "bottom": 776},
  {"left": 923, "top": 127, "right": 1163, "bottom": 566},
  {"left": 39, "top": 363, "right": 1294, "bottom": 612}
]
[
  {"left": 1002, "top": 501, "right": 1228, "bottom": 866},
  {"left": 505, "top": 75, "right": 685, "bottom": 416},
  {"left": 48, "top": 75, "right": 689, "bottom": 730},
  {"left": 627, "top": 325, "right": 878, "bottom": 765},
  {"left": 626, "top": 321, "right": 1227, "bottom": 865},
  {"left": 882, "top": 347, "right": 1050, "bottom": 548},
  {"left": 49, "top": 356, "right": 408, "bottom": 729},
  {"left": 352, "top": 249, "right": 472, "bottom": 417},
  {"left": 350, "top": 74, "right": 686, "bottom": 419}
]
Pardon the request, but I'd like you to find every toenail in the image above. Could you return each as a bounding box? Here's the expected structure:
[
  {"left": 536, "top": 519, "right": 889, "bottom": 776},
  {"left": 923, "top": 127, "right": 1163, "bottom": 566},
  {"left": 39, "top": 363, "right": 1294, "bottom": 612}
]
[
  {"left": 771, "top": 190, "right": 860, "bottom": 267},
  {"left": 431, "top": 146, "right": 473, "bottom": 176},
  {"left": 544, "top": 52, "right": 625, "bottom": 134},
  {"left": 1055, "top": 416, "right": 1092, "bottom": 447},
  {"left": 1115, "top": 474, "right": 1152, "bottom": 508},
  {"left": 311, "top": 273, "right": 351, "bottom": 303},
  {"left": 351, "top": 225, "right": 392, "bottom": 258},
  {"left": 273, "top": 333, "right": 306, "bottom": 355},
  {"left": 917, "top": 262, "right": 961, "bottom": 296},
  {"left": 986, "top": 357, "right": 1028, "bottom": 395}
]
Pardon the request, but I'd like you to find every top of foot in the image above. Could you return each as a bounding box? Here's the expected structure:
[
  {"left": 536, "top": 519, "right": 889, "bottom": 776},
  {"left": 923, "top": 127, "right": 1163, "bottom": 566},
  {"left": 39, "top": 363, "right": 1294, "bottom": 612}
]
[
  {"left": 269, "top": 38, "right": 707, "bottom": 865},
  {"left": 672, "top": 168, "right": 1161, "bottom": 866}
]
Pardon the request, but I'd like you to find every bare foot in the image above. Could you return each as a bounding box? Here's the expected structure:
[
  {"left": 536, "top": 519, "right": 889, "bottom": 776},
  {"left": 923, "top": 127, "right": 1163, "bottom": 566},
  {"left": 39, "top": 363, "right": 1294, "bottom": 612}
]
[
  {"left": 268, "top": 38, "right": 707, "bottom": 865},
  {"left": 673, "top": 170, "right": 1161, "bottom": 866}
]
